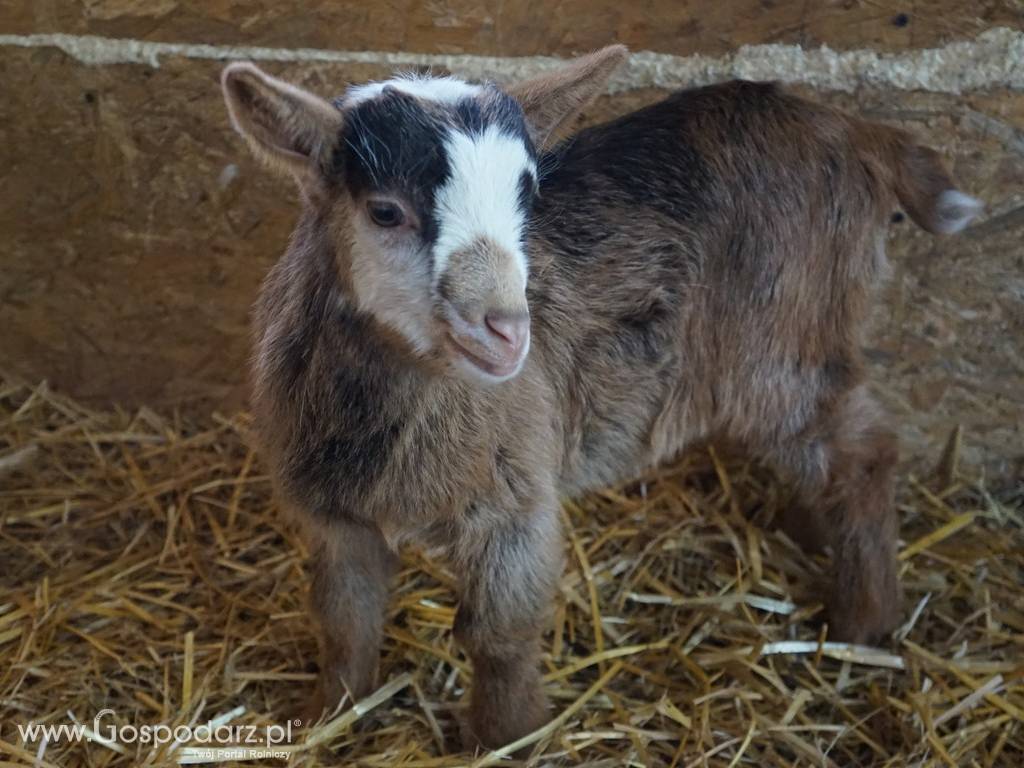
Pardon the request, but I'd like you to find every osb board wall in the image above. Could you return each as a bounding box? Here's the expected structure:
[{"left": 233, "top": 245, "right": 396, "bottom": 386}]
[
  {"left": 6, "top": 1, "right": 1021, "bottom": 55},
  {"left": 1, "top": 1, "right": 1022, "bottom": 473}
]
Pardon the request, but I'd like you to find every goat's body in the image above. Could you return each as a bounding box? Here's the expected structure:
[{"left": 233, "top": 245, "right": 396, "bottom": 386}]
[
  {"left": 533, "top": 81, "right": 888, "bottom": 495},
  {"left": 246, "top": 78, "right": 972, "bottom": 745},
  {"left": 256, "top": 82, "right": 887, "bottom": 527}
]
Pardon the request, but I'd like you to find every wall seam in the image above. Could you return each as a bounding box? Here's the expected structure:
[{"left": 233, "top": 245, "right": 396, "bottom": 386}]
[{"left": 0, "top": 28, "right": 1022, "bottom": 94}]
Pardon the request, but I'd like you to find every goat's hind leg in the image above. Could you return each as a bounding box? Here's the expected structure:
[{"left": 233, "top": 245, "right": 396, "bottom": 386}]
[
  {"left": 770, "top": 387, "right": 902, "bottom": 644},
  {"left": 306, "top": 519, "right": 398, "bottom": 720}
]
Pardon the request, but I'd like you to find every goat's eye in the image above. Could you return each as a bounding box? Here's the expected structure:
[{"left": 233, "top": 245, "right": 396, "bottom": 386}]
[{"left": 367, "top": 200, "right": 404, "bottom": 228}]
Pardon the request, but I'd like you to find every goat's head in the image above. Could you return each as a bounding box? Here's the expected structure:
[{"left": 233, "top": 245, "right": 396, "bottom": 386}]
[{"left": 222, "top": 47, "right": 627, "bottom": 383}]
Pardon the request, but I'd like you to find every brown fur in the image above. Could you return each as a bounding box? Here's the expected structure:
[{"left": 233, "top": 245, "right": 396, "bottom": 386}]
[
  {"left": 507, "top": 44, "right": 629, "bottom": 147},
  {"left": 223, "top": 54, "right": 978, "bottom": 751},
  {"left": 440, "top": 236, "right": 527, "bottom": 325}
]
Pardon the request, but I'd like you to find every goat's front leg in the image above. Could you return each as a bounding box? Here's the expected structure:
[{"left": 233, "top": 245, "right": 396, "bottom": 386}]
[
  {"left": 306, "top": 519, "right": 398, "bottom": 721},
  {"left": 452, "top": 503, "right": 564, "bottom": 752}
]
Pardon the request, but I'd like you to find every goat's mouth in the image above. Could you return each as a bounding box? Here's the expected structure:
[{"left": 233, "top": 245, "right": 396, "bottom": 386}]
[{"left": 445, "top": 333, "right": 527, "bottom": 382}]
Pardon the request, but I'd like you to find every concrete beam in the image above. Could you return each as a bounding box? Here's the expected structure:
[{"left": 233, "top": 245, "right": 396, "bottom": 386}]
[{"left": 0, "top": 26, "right": 1022, "bottom": 94}]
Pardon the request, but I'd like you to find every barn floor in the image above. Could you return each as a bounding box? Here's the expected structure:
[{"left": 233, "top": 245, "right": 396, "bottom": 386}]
[{"left": 1, "top": 377, "right": 1022, "bottom": 767}]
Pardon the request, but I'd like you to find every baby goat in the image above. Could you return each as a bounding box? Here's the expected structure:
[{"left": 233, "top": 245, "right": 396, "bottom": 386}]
[{"left": 222, "top": 47, "right": 981, "bottom": 749}]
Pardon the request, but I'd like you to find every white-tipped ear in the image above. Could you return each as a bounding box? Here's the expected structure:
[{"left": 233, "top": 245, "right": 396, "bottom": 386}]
[
  {"left": 933, "top": 189, "right": 984, "bottom": 234},
  {"left": 506, "top": 45, "right": 628, "bottom": 149},
  {"left": 221, "top": 62, "right": 343, "bottom": 182}
]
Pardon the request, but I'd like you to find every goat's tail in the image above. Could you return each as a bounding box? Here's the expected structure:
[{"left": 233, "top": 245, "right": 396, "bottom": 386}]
[{"left": 875, "top": 126, "right": 983, "bottom": 234}]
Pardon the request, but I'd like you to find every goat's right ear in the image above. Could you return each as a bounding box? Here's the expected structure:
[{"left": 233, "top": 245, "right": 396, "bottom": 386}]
[
  {"left": 506, "top": 45, "right": 628, "bottom": 149},
  {"left": 221, "top": 62, "right": 342, "bottom": 183}
]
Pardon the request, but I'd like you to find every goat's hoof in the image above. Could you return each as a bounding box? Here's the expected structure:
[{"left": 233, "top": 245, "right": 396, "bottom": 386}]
[
  {"left": 827, "top": 599, "right": 902, "bottom": 645},
  {"left": 462, "top": 705, "right": 548, "bottom": 759},
  {"left": 300, "top": 678, "right": 353, "bottom": 729}
]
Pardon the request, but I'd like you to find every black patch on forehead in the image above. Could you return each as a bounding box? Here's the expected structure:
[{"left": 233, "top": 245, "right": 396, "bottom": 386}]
[
  {"left": 451, "top": 88, "right": 536, "bottom": 157},
  {"left": 517, "top": 169, "right": 537, "bottom": 218},
  {"left": 338, "top": 88, "right": 452, "bottom": 242}
]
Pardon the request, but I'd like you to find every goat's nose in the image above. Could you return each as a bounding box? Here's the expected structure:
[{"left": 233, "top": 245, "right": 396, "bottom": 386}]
[{"left": 484, "top": 312, "right": 530, "bottom": 350}]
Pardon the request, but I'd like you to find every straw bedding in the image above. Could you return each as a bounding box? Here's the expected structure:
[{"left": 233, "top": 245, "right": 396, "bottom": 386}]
[{"left": 1, "top": 377, "right": 1021, "bottom": 767}]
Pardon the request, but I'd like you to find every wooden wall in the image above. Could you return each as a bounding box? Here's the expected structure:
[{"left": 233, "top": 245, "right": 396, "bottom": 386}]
[{"left": 1, "top": 1, "right": 1022, "bottom": 471}]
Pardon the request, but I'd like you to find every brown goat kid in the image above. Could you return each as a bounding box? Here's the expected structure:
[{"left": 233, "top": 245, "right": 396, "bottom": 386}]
[{"left": 222, "top": 47, "right": 981, "bottom": 750}]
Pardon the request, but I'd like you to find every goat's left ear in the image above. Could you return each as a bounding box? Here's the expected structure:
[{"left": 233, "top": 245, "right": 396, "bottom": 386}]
[
  {"left": 506, "top": 45, "right": 628, "bottom": 149},
  {"left": 221, "top": 62, "right": 342, "bottom": 184}
]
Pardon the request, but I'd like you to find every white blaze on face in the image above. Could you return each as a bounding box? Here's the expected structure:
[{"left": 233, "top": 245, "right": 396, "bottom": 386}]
[{"left": 433, "top": 124, "right": 535, "bottom": 288}]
